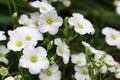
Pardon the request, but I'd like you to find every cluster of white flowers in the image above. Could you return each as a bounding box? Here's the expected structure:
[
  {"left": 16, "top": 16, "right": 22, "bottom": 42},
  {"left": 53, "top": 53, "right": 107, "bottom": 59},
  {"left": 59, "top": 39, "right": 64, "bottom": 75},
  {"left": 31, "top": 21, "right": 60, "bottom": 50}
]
[
  {"left": 7, "top": 27, "right": 43, "bottom": 51},
  {"left": 102, "top": 27, "right": 120, "bottom": 49},
  {"left": 71, "top": 53, "right": 91, "bottom": 80},
  {"left": 114, "top": 0, "right": 120, "bottom": 15},
  {"left": 0, "top": 30, "right": 6, "bottom": 41},
  {"left": 82, "top": 41, "right": 120, "bottom": 79}
]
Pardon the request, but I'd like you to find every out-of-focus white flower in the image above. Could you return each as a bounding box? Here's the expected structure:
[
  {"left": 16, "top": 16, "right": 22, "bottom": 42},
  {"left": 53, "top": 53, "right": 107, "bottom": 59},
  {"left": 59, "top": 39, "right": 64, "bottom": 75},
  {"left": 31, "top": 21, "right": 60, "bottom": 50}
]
[
  {"left": 39, "top": 64, "right": 61, "bottom": 80},
  {"left": 102, "top": 27, "right": 120, "bottom": 48},
  {"left": 74, "top": 65, "right": 91, "bottom": 80},
  {"left": 100, "top": 65, "right": 107, "bottom": 73},
  {"left": 68, "top": 13, "right": 95, "bottom": 35},
  {"left": 0, "top": 45, "right": 9, "bottom": 64},
  {"left": 71, "top": 53, "right": 86, "bottom": 67},
  {"left": 4, "top": 76, "right": 14, "bottom": 80},
  {"left": 0, "top": 67, "right": 8, "bottom": 76},
  {"left": 30, "top": 12, "right": 41, "bottom": 28},
  {"left": 39, "top": 10, "right": 63, "bottom": 35},
  {"left": 54, "top": 38, "right": 70, "bottom": 64},
  {"left": 115, "top": 64, "right": 120, "bottom": 78},
  {"left": 30, "top": 1, "right": 54, "bottom": 13},
  {"left": 14, "top": 75, "right": 22, "bottom": 80},
  {"left": 19, "top": 46, "right": 49, "bottom": 74},
  {"left": 114, "top": 0, "right": 120, "bottom": 15},
  {"left": 0, "top": 30, "right": 6, "bottom": 41},
  {"left": 18, "top": 14, "right": 33, "bottom": 27},
  {"left": 62, "top": 0, "right": 71, "bottom": 7}
]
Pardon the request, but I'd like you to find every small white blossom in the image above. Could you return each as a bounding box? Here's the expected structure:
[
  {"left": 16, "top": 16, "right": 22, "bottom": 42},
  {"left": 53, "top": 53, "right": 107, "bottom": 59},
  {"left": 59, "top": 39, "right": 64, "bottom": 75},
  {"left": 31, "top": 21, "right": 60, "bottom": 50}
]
[
  {"left": 30, "top": 1, "right": 54, "bottom": 13},
  {"left": 74, "top": 65, "right": 91, "bottom": 80},
  {"left": 30, "top": 12, "right": 41, "bottom": 28},
  {"left": 114, "top": 0, "right": 120, "bottom": 15},
  {"left": 0, "top": 67, "right": 9, "bottom": 76},
  {"left": 0, "top": 45, "right": 10, "bottom": 64},
  {"left": 19, "top": 46, "right": 49, "bottom": 74},
  {"left": 14, "top": 75, "right": 22, "bottom": 80},
  {"left": 54, "top": 38, "right": 70, "bottom": 64},
  {"left": 18, "top": 14, "right": 34, "bottom": 27},
  {"left": 0, "top": 30, "right": 6, "bottom": 41},
  {"left": 39, "top": 10, "right": 63, "bottom": 35},
  {"left": 100, "top": 65, "right": 107, "bottom": 73},
  {"left": 39, "top": 64, "right": 61, "bottom": 80},
  {"left": 68, "top": 13, "right": 95, "bottom": 35},
  {"left": 104, "top": 54, "right": 118, "bottom": 66},
  {"left": 7, "top": 32, "right": 27, "bottom": 51},
  {"left": 102, "top": 27, "right": 120, "bottom": 48},
  {"left": 71, "top": 53, "right": 86, "bottom": 67},
  {"left": 4, "top": 76, "right": 14, "bottom": 80},
  {"left": 115, "top": 64, "right": 120, "bottom": 78}
]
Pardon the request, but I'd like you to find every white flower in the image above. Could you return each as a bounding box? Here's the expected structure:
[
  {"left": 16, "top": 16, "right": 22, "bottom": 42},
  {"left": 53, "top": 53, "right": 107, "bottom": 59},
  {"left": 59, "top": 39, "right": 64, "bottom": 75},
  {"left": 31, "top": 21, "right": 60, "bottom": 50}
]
[
  {"left": 39, "top": 64, "right": 61, "bottom": 80},
  {"left": 0, "top": 45, "right": 10, "bottom": 64},
  {"left": 71, "top": 53, "right": 86, "bottom": 67},
  {"left": 39, "top": 10, "right": 63, "bottom": 35},
  {"left": 30, "top": 1, "right": 54, "bottom": 13},
  {"left": 54, "top": 38, "right": 70, "bottom": 64},
  {"left": 7, "top": 32, "right": 27, "bottom": 51},
  {"left": 102, "top": 27, "right": 120, "bottom": 47},
  {"left": 68, "top": 13, "right": 95, "bottom": 35},
  {"left": 0, "top": 67, "right": 9, "bottom": 76},
  {"left": 115, "top": 64, "right": 120, "bottom": 78},
  {"left": 104, "top": 54, "right": 118, "bottom": 66},
  {"left": 82, "top": 41, "right": 102, "bottom": 55},
  {"left": 114, "top": 0, "right": 120, "bottom": 15},
  {"left": 0, "top": 30, "right": 6, "bottom": 41},
  {"left": 18, "top": 14, "right": 34, "bottom": 27},
  {"left": 62, "top": 0, "right": 71, "bottom": 7},
  {"left": 100, "top": 65, "right": 107, "bottom": 73},
  {"left": 19, "top": 46, "right": 49, "bottom": 74},
  {"left": 4, "top": 76, "right": 14, "bottom": 80},
  {"left": 74, "top": 65, "right": 91, "bottom": 80},
  {"left": 14, "top": 75, "right": 22, "bottom": 80},
  {"left": 30, "top": 12, "right": 41, "bottom": 28}
]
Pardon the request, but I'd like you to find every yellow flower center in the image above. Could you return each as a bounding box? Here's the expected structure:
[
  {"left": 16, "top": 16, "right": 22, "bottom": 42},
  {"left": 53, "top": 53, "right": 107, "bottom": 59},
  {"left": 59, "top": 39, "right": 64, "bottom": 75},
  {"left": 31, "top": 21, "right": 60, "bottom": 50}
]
[
  {"left": 46, "top": 70, "right": 52, "bottom": 76},
  {"left": 0, "top": 53, "right": 4, "bottom": 57},
  {"left": 30, "top": 56, "right": 37, "bottom": 63},
  {"left": 77, "top": 23, "right": 84, "bottom": 29},
  {"left": 59, "top": 48, "right": 64, "bottom": 54},
  {"left": 111, "top": 34, "right": 117, "bottom": 40},
  {"left": 36, "top": 21, "right": 39, "bottom": 27},
  {"left": 82, "top": 70, "right": 88, "bottom": 75},
  {"left": 26, "top": 36, "right": 31, "bottom": 41},
  {"left": 16, "top": 41, "right": 23, "bottom": 47},
  {"left": 76, "top": 60, "right": 82, "bottom": 64},
  {"left": 47, "top": 18, "right": 53, "bottom": 25},
  {"left": 42, "top": 6, "right": 48, "bottom": 11},
  {"left": 24, "top": 22, "right": 29, "bottom": 26}
]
